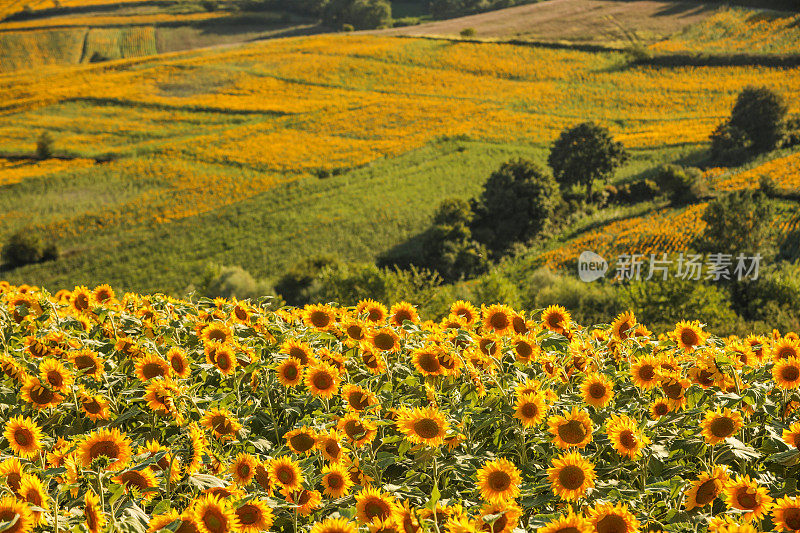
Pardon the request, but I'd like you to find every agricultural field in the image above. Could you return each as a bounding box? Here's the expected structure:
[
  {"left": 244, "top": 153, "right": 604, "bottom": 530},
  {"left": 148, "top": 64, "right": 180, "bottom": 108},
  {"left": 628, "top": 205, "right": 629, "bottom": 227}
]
[
  {"left": 2, "top": 283, "right": 800, "bottom": 533},
  {"left": 2, "top": 27, "right": 800, "bottom": 294}
]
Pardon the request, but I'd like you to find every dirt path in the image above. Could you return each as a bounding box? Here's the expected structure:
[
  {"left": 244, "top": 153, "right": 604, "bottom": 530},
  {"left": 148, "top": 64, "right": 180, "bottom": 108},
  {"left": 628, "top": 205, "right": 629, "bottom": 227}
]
[{"left": 375, "top": 0, "right": 716, "bottom": 45}]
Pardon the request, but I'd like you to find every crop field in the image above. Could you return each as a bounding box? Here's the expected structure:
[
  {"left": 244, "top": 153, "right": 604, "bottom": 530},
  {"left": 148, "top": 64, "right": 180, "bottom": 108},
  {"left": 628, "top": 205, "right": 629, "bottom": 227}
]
[
  {"left": 2, "top": 283, "right": 800, "bottom": 533},
  {"left": 1, "top": 32, "right": 800, "bottom": 291}
]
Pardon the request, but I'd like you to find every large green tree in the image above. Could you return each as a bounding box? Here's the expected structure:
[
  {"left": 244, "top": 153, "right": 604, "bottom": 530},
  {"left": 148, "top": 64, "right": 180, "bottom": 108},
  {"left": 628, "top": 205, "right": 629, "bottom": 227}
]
[
  {"left": 322, "top": 0, "right": 391, "bottom": 29},
  {"left": 470, "top": 159, "right": 559, "bottom": 254},
  {"left": 728, "top": 86, "right": 788, "bottom": 153},
  {"left": 548, "top": 122, "right": 628, "bottom": 201}
]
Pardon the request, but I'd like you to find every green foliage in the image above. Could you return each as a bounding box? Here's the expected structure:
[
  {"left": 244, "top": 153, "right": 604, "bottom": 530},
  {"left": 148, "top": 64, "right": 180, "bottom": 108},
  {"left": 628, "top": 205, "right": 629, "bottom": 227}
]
[
  {"left": 322, "top": 0, "right": 391, "bottom": 29},
  {"left": 710, "top": 122, "right": 749, "bottom": 163},
  {"left": 607, "top": 178, "right": 660, "bottom": 204},
  {"left": 429, "top": 0, "right": 532, "bottom": 19},
  {"left": 468, "top": 270, "right": 521, "bottom": 309},
  {"left": 619, "top": 275, "right": 738, "bottom": 332},
  {"left": 195, "top": 264, "right": 274, "bottom": 300},
  {"left": 694, "top": 189, "right": 776, "bottom": 257},
  {"left": 421, "top": 198, "right": 489, "bottom": 282},
  {"left": 470, "top": 158, "right": 559, "bottom": 253},
  {"left": 653, "top": 164, "right": 705, "bottom": 204},
  {"left": 2, "top": 231, "right": 44, "bottom": 267},
  {"left": 274, "top": 255, "right": 340, "bottom": 306},
  {"left": 548, "top": 122, "right": 628, "bottom": 201},
  {"left": 730, "top": 264, "right": 800, "bottom": 332},
  {"left": 459, "top": 27, "right": 476, "bottom": 37},
  {"left": 728, "top": 86, "right": 788, "bottom": 153},
  {"left": 36, "top": 131, "right": 54, "bottom": 159}
]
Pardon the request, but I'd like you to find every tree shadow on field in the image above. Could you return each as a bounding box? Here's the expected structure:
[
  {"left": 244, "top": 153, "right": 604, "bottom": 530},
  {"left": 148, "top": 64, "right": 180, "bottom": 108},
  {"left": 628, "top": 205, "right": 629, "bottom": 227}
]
[{"left": 376, "top": 229, "right": 433, "bottom": 271}]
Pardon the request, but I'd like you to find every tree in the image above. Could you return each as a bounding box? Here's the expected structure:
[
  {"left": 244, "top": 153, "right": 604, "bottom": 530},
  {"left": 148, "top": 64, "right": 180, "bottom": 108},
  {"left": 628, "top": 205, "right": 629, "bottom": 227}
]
[
  {"left": 36, "top": 131, "right": 54, "bottom": 159},
  {"left": 693, "top": 189, "right": 776, "bottom": 258},
  {"left": 422, "top": 198, "right": 489, "bottom": 282},
  {"left": 470, "top": 159, "right": 559, "bottom": 253},
  {"left": 322, "top": 0, "right": 391, "bottom": 29},
  {"left": 728, "top": 86, "right": 787, "bottom": 154},
  {"left": 548, "top": 122, "right": 628, "bottom": 201}
]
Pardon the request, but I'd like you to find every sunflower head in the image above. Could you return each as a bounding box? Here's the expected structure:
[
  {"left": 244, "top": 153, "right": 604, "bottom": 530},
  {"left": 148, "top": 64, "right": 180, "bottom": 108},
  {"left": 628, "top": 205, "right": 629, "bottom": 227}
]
[
  {"left": 285, "top": 427, "right": 317, "bottom": 455},
  {"left": 396, "top": 406, "right": 449, "bottom": 447},
  {"left": 477, "top": 458, "right": 521, "bottom": 504},
  {"left": 541, "top": 305, "right": 571, "bottom": 333},
  {"left": 547, "top": 451, "right": 596, "bottom": 501},
  {"left": 548, "top": 407, "right": 593, "bottom": 449},
  {"left": 355, "top": 487, "right": 397, "bottom": 525}
]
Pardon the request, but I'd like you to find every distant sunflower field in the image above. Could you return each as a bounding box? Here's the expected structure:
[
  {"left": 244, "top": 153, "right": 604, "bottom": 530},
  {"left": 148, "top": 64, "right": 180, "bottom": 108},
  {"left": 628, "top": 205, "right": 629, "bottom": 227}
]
[{"left": 1, "top": 282, "right": 800, "bottom": 533}]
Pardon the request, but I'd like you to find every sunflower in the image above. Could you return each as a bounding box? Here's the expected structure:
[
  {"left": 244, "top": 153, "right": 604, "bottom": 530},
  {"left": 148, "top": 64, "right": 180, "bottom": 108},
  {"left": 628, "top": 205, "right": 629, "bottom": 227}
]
[
  {"left": 193, "top": 494, "right": 240, "bottom": 533},
  {"left": 70, "top": 286, "right": 93, "bottom": 313},
  {"left": 231, "top": 301, "right": 251, "bottom": 324},
  {"left": 69, "top": 348, "right": 105, "bottom": 380},
  {"left": 356, "top": 299, "right": 388, "bottom": 324},
  {"left": 80, "top": 391, "right": 111, "bottom": 421},
  {"left": 341, "top": 384, "right": 378, "bottom": 412},
  {"left": 649, "top": 399, "right": 671, "bottom": 420},
  {"left": 660, "top": 374, "right": 691, "bottom": 410},
  {"left": 355, "top": 487, "right": 397, "bottom": 524},
  {"left": 235, "top": 500, "right": 274, "bottom": 533},
  {"left": 547, "top": 451, "right": 596, "bottom": 501},
  {"left": 701, "top": 408, "right": 743, "bottom": 445},
  {"left": 316, "top": 429, "right": 346, "bottom": 463},
  {"left": 774, "top": 338, "right": 800, "bottom": 360},
  {"left": 141, "top": 440, "right": 180, "bottom": 482},
  {"left": 390, "top": 302, "right": 420, "bottom": 327},
  {"left": 211, "top": 344, "right": 237, "bottom": 375},
  {"left": 477, "top": 334, "right": 501, "bottom": 357},
  {"left": 38, "top": 358, "right": 73, "bottom": 392},
  {"left": 253, "top": 462, "right": 272, "bottom": 493},
  {"left": 392, "top": 501, "right": 422, "bottom": 533},
  {"left": 477, "top": 502, "right": 522, "bottom": 533},
  {"left": 396, "top": 406, "right": 449, "bottom": 447},
  {"left": 200, "top": 408, "right": 242, "bottom": 441},
  {"left": 606, "top": 414, "right": 650, "bottom": 460},
  {"left": 541, "top": 305, "right": 570, "bottom": 334},
  {"left": 303, "top": 304, "right": 336, "bottom": 331},
  {"left": 611, "top": 311, "right": 637, "bottom": 341},
  {"left": 370, "top": 328, "right": 401, "bottom": 353},
  {"left": 18, "top": 475, "right": 49, "bottom": 524},
  {"left": 268, "top": 456, "right": 303, "bottom": 492},
  {"left": 287, "top": 489, "right": 322, "bottom": 515},
  {"left": 0, "top": 457, "right": 26, "bottom": 492},
  {"left": 412, "top": 347, "right": 444, "bottom": 376},
  {"left": 20, "top": 376, "right": 64, "bottom": 409},
  {"left": 338, "top": 412, "right": 378, "bottom": 447},
  {"left": 201, "top": 322, "right": 232, "bottom": 345},
  {"left": 135, "top": 352, "right": 171, "bottom": 382},
  {"left": 305, "top": 363, "right": 340, "bottom": 398},
  {"left": 342, "top": 319, "right": 370, "bottom": 345},
  {"left": 513, "top": 393, "right": 547, "bottom": 427},
  {"left": 276, "top": 358, "right": 304, "bottom": 387},
  {"left": 673, "top": 321, "right": 707, "bottom": 351},
  {"left": 93, "top": 284, "right": 115, "bottom": 304},
  {"left": 482, "top": 304, "right": 514, "bottom": 334},
  {"left": 112, "top": 468, "right": 159, "bottom": 499},
  {"left": 548, "top": 408, "right": 593, "bottom": 449},
  {"left": 684, "top": 467, "right": 729, "bottom": 510},
  {"left": 773, "top": 357, "right": 800, "bottom": 389},
  {"left": 782, "top": 421, "right": 800, "bottom": 450},
  {"left": 773, "top": 496, "right": 800, "bottom": 533},
  {"left": 586, "top": 502, "right": 639, "bottom": 533},
  {"left": 3, "top": 415, "right": 43, "bottom": 459},
  {"left": 229, "top": 453, "right": 257, "bottom": 485},
  {"left": 280, "top": 340, "right": 315, "bottom": 366},
  {"left": 311, "top": 517, "right": 358, "bottom": 533},
  {"left": 512, "top": 335, "right": 539, "bottom": 364},
  {"left": 285, "top": 427, "right": 317, "bottom": 455},
  {"left": 148, "top": 510, "right": 181, "bottom": 533},
  {"left": 476, "top": 458, "right": 521, "bottom": 504},
  {"left": 84, "top": 491, "right": 106, "bottom": 533},
  {"left": 321, "top": 463, "right": 354, "bottom": 498},
  {"left": 580, "top": 373, "right": 614, "bottom": 408},
  {"left": 78, "top": 428, "right": 133, "bottom": 470},
  {"left": 360, "top": 347, "right": 388, "bottom": 374},
  {"left": 630, "top": 355, "right": 660, "bottom": 389},
  {"left": 167, "top": 347, "right": 191, "bottom": 378},
  {"left": 537, "top": 511, "right": 591, "bottom": 533},
  {"left": 723, "top": 475, "right": 773, "bottom": 521},
  {"left": 144, "top": 379, "right": 182, "bottom": 419},
  {"left": 450, "top": 300, "right": 478, "bottom": 327}
]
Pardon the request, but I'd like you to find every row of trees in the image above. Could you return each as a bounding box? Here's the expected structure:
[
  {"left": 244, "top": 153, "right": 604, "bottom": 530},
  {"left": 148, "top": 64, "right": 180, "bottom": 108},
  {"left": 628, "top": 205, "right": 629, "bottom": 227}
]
[{"left": 271, "top": 0, "right": 391, "bottom": 29}]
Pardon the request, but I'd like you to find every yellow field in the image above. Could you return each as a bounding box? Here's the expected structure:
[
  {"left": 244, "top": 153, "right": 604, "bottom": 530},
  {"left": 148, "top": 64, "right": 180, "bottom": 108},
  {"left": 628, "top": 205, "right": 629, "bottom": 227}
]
[
  {"left": 0, "top": 156, "right": 95, "bottom": 186},
  {"left": 651, "top": 8, "right": 800, "bottom": 56},
  {"left": 716, "top": 152, "right": 800, "bottom": 191},
  {"left": 0, "top": 11, "right": 230, "bottom": 30},
  {"left": 0, "top": 0, "right": 168, "bottom": 19}
]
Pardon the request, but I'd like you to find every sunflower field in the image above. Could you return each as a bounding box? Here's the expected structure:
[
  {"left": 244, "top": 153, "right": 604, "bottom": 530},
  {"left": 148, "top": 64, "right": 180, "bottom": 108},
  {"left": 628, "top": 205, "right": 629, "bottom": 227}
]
[{"left": 2, "top": 281, "right": 800, "bottom": 533}]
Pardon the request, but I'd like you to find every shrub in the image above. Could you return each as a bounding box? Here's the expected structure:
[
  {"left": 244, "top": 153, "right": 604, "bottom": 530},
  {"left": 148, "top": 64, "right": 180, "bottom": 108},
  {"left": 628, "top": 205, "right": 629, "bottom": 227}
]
[
  {"left": 200, "top": 0, "right": 218, "bottom": 11},
  {"left": 274, "top": 255, "right": 340, "bottom": 306},
  {"left": 341, "top": 23, "right": 354, "bottom": 31},
  {"left": 199, "top": 265, "right": 274, "bottom": 300},
  {"left": 470, "top": 159, "right": 560, "bottom": 253},
  {"left": 694, "top": 189, "right": 776, "bottom": 258},
  {"left": 322, "top": 0, "right": 391, "bottom": 30},
  {"left": 2, "top": 231, "right": 43, "bottom": 267},
  {"left": 421, "top": 198, "right": 489, "bottom": 282},
  {"left": 40, "top": 242, "right": 60, "bottom": 262},
  {"left": 548, "top": 122, "right": 628, "bottom": 201},
  {"left": 709, "top": 122, "right": 749, "bottom": 163},
  {"left": 460, "top": 27, "right": 476, "bottom": 37},
  {"left": 36, "top": 131, "right": 54, "bottom": 159},
  {"left": 391, "top": 17, "right": 420, "bottom": 27},
  {"left": 653, "top": 164, "right": 704, "bottom": 204},
  {"left": 624, "top": 42, "right": 652, "bottom": 62},
  {"left": 783, "top": 116, "right": 800, "bottom": 148},
  {"left": 728, "top": 86, "right": 788, "bottom": 154}
]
